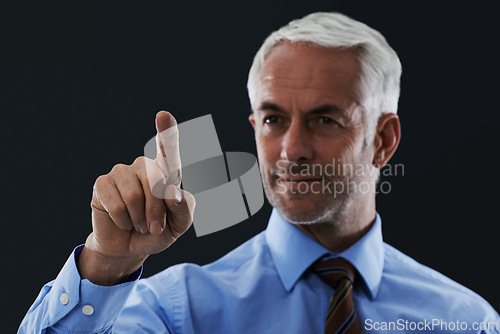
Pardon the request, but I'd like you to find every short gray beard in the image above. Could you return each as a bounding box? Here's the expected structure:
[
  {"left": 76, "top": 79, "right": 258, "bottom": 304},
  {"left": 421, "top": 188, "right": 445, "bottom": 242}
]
[
  {"left": 282, "top": 189, "right": 358, "bottom": 234},
  {"left": 291, "top": 198, "right": 349, "bottom": 226},
  {"left": 264, "top": 175, "right": 362, "bottom": 231}
]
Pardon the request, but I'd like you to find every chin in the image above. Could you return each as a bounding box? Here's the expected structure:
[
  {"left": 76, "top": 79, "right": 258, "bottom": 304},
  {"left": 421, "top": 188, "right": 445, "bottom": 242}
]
[
  {"left": 266, "top": 182, "right": 354, "bottom": 224},
  {"left": 270, "top": 194, "right": 331, "bottom": 224},
  {"left": 280, "top": 208, "right": 316, "bottom": 223}
]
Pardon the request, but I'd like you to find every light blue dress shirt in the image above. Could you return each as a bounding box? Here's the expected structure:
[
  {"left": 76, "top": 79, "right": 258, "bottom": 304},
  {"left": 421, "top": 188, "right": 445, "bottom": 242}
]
[{"left": 19, "top": 210, "right": 499, "bottom": 333}]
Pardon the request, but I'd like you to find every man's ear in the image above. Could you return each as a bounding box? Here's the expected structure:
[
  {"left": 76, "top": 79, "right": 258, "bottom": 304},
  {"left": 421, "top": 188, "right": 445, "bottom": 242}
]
[
  {"left": 249, "top": 113, "right": 256, "bottom": 130},
  {"left": 372, "top": 113, "right": 401, "bottom": 168}
]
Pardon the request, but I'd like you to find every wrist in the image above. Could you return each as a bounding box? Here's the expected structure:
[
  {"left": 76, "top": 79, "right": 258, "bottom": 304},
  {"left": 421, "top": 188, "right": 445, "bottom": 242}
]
[{"left": 77, "top": 246, "right": 147, "bottom": 286}]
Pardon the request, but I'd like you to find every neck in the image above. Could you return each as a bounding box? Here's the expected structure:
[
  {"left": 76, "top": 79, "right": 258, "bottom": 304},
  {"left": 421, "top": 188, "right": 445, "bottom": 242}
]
[{"left": 293, "top": 196, "right": 376, "bottom": 253}]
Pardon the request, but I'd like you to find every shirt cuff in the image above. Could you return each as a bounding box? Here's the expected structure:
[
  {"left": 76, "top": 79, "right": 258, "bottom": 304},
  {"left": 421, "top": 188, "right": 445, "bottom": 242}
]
[{"left": 47, "top": 244, "right": 142, "bottom": 333}]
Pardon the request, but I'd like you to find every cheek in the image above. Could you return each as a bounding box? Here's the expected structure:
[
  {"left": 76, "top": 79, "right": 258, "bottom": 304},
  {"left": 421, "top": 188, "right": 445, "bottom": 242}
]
[
  {"left": 332, "top": 129, "right": 365, "bottom": 157},
  {"left": 314, "top": 136, "right": 368, "bottom": 170},
  {"left": 255, "top": 134, "right": 279, "bottom": 169},
  {"left": 334, "top": 139, "right": 373, "bottom": 169},
  {"left": 314, "top": 134, "right": 353, "bottom": 161}
]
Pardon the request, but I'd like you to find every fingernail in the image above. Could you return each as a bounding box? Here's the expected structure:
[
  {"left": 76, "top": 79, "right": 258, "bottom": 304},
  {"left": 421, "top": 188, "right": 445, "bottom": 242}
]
[
  {"left": 149, "top": 220, "right": 164, "bottom": 234},
  {"left": 174, "top": 186, "right": 182, "bottom": 204},
  {"left": 139, "top": 226, "right": 149, "bottom": 234}
]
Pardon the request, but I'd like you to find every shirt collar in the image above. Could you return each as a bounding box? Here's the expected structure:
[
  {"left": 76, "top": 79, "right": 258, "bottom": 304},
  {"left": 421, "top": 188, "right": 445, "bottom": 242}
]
[{"left": 265, "top": 208, "right": 384, "bottom": 299}]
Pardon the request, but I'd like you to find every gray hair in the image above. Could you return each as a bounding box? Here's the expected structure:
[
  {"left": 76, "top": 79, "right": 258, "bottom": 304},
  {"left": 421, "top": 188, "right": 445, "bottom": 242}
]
[{"left": 247, "top": 12, "right": 402, "bottom": 142}]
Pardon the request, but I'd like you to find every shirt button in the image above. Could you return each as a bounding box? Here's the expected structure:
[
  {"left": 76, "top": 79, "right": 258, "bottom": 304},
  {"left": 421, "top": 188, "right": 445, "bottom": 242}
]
[
  {"left": 60, "top": 293, "right": 70, "bottom": 305},
  {"left": 82, "top": 305, "right": 94, "bottom": 316}
]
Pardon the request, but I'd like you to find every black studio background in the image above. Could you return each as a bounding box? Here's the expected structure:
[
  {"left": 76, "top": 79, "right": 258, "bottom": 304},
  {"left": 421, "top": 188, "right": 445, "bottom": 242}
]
[{"left": 3, "top": 1, "right": 499, "bottom": 331}]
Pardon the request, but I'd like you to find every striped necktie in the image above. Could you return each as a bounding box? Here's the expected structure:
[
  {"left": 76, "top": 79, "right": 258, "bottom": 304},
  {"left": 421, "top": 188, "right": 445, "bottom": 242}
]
[{"left": 312, "top": 258, "right": 363, "bottom": 334}]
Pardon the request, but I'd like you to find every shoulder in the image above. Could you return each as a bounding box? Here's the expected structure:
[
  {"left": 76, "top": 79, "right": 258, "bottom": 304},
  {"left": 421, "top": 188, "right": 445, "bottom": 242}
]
[
  {"left": 382, "top": 243, "right": 498, "bottom": 322},
  {"left": 383, "top": 243, "right": 477, "bottom": 297}
]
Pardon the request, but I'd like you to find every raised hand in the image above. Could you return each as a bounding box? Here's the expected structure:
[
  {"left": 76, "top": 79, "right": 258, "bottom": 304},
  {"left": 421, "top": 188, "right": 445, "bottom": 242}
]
[{"left": 78, "top": 111, "right": 195, "bottom": 285}]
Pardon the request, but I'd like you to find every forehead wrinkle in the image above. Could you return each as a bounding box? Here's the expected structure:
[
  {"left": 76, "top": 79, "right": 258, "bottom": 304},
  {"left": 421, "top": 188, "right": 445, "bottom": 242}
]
[
  {"left": 260, "top": 71, "right": 360, "bottom": 108},
  {"left": 254, "top": 43, "right": 362, "bottom": 118}
]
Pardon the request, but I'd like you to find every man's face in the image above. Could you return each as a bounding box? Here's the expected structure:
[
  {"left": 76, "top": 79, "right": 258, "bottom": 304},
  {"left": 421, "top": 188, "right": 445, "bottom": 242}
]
[{"left": 249, "top": 42, "right": 377, "bottom": 224}]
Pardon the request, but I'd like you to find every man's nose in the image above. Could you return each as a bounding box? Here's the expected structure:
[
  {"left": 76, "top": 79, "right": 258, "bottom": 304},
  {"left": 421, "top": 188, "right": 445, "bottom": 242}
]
[{"left": 280, "top": 120, "right": 314, "bottom": 162}]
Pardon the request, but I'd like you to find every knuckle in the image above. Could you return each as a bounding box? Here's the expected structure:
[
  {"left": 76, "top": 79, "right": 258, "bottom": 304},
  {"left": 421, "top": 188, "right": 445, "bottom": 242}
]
[
  {"left": 111, "top": 163, "right": 128, "bottom": 174},
  {"left": 93, "top": 175, "right": 108, "bottom": 191},
  {"left": 108, "top": 201, "right": 127, "bottom": 215},
  {"left": 133, "top": 157, "right": 152, "bottom": 177},
  {"left": 133, "top": 156, "right": 149, "bottom": 165},
  {"left": 122, "top": 189, "right": 144, "bottom": 205}
]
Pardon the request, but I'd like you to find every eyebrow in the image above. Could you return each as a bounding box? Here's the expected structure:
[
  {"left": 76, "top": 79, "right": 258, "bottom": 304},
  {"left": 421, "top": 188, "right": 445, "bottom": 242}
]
[
  {"left": 258, "top": 101, "right": 347, "bottom": 122},
  {"left": 309, "top": 103, "right": 344, "bottom": 116},
  {"left": 258, "top": 101, "right": 285, "bottom": 113}
]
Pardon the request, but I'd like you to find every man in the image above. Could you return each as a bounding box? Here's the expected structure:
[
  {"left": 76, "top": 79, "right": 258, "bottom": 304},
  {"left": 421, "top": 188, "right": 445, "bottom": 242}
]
[{"left": 19, "top": 12, "right": 499, "bottom": 333}]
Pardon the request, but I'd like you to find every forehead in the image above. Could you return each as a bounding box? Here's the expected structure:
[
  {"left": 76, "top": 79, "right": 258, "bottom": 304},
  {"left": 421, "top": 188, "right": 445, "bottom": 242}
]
[{"left": 256, "top": 42, "right": 361, "bottom": 110}]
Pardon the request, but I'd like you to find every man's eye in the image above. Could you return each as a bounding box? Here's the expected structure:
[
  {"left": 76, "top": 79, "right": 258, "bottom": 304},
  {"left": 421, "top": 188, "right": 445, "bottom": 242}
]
[
  {"left": 264, "top": 116, "right": 280, "bottom": 124},
  {"left": 318, "top": 116, "right": 335, "bottom": 125}
]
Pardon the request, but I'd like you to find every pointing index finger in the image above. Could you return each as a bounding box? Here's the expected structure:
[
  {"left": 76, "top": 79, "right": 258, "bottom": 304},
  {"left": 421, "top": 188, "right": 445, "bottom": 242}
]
[{"left": 155, "top": 111, "right": 182, "bottom": 186}]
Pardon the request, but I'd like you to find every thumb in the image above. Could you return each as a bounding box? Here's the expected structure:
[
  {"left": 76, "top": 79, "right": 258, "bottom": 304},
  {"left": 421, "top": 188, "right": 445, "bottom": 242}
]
[{"left": 164, "top": 184, "right": 196, "bottom": 237}]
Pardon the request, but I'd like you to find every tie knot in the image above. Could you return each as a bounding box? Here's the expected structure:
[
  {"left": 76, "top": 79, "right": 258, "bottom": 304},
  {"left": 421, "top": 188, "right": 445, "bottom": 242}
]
[{"left": 312, "top": 258, "right": 356, "bottom": 288}]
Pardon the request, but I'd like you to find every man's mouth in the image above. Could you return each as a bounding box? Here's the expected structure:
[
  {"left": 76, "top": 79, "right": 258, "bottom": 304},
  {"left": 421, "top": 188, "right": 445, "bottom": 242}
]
[
  {"left": 275, "top": 175, "right": 324, "bottom": 192},
  {"left": 279, "top": 176, "right": 322, "bottom": 182}
]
